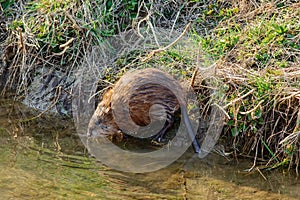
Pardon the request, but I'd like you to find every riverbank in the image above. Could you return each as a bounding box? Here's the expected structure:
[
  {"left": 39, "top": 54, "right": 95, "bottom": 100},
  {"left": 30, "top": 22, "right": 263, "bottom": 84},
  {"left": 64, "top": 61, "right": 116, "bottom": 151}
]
[{"left": 0, "top": 0, "right": 299, "bottom": 172}]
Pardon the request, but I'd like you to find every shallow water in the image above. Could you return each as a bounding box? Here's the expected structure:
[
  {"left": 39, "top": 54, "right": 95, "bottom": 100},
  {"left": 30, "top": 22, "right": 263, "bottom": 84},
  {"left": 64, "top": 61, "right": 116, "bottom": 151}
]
[{"left": 0, "top": 97, "right": 299, "bottom": 200}]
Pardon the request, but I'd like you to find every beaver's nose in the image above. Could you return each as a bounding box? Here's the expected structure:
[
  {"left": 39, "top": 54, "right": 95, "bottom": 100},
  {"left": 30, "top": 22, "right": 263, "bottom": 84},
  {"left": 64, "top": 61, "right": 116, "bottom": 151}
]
[{"left": 87, "top": 127, "right": 101, "bottom": 137}]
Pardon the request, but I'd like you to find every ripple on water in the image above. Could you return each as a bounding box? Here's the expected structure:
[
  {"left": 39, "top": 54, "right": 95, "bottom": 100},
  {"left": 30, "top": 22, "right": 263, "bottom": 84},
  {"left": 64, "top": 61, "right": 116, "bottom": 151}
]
[{"left": 0, "top": 98, "right": 299, "bottom": 200}]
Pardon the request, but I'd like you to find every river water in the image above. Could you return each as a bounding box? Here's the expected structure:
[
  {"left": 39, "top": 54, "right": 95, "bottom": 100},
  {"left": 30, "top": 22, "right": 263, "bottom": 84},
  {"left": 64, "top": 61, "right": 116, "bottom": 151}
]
[{"left": 0, "top": 97, "right": 299, "bottom": 200}]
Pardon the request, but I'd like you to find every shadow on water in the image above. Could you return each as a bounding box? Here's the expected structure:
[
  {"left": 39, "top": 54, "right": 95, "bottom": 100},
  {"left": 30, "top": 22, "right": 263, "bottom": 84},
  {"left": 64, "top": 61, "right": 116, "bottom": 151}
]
[{"left": 0, "top": 97, "right": 299, "bottom": 200}]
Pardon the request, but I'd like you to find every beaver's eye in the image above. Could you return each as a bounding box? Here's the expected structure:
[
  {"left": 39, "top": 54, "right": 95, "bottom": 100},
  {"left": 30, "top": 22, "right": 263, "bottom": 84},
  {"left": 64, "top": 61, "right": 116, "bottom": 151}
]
[{"left": 95, "top": 119, "right": 102, "bottom": 126}]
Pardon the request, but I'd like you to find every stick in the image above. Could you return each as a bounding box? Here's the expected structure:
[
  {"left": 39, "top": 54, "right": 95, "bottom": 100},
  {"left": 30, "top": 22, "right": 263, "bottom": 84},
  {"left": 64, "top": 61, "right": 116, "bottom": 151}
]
[{"left": 142, "top": 22, "right": 191, "bottom": 62}]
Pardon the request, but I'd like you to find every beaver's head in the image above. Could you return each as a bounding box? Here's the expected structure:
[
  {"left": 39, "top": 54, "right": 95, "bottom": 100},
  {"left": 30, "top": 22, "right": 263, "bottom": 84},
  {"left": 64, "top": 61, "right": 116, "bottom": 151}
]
[{"left": 87, "top": 89, "right": 121, "bottom": 139}]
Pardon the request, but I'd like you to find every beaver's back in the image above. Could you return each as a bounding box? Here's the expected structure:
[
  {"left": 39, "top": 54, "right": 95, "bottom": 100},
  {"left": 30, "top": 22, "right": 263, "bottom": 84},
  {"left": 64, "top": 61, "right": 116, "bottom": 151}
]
[
  {"left": 88, "top": 68, "right": 187, "bottom": 141},
  {"left": 111, "top": 68, "right": 185, "bottom": 136},
  {"left": 128, "top": 83, "right": 179, "bottom": 126}
]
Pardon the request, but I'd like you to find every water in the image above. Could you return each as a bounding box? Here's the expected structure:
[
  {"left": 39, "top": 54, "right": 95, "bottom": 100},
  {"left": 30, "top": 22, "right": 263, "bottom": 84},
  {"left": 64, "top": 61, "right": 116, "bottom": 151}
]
[{"left": 0, "top": 97, "right": 299, "bottom": 200}]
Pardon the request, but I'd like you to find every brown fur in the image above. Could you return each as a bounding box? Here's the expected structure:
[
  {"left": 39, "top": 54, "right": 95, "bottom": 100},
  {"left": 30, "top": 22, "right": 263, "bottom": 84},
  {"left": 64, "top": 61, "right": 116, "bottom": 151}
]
[{"left": 87, "top": 68, "right": 194, "bottom": 145}]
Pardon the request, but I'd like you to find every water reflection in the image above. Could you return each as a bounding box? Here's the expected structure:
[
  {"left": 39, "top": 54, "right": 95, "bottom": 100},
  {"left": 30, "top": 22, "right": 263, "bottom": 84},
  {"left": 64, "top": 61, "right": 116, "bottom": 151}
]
[{"left": 0, "top": 97, "right": 299, "bottom": 199}]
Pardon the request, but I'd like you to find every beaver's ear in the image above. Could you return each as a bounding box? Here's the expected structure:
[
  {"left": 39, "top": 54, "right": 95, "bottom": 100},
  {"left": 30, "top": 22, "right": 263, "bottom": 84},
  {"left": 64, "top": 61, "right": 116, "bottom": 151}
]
[
  {"left": 103, "top": 89, "right": 113, "bottom": 101},
  {"left": 108, "top": 89, "right": 114, "bottom": 100}
]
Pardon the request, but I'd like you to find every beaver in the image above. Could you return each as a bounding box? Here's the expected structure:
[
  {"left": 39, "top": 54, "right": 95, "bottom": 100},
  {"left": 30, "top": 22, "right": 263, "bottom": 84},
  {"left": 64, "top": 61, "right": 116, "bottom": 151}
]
[{"left": 87, "top": 68, "right": 201, "bottom": 153}]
